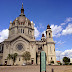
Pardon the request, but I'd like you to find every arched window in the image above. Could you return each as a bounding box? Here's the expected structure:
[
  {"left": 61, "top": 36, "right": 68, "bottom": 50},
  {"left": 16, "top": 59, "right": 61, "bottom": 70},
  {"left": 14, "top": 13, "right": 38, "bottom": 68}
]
[
  {"left": 18, "top": 29, "right": 20, "bottom": 33},
  {"left": 30, "top": 31, "right": 32, "bottom": 35},
  {"left": 28, "top": 29, "right": 29, "bottom": 34},
  {"left": 49, "top": 33, "right": 51, "bottom": 38},
  {"left": 50, "top": 46, "right": 51, "bottom": 53},
  {"left": 23, "top": 29, "right": 24, "bottom": 33},
  {"left": 19, "top": 58, "right": 20, "bottom": 61},
  {"left": 21, "top": 29, "right": 22, "bottom": 33},
  {"left": 51, "top": 57, "right": 52, "bottom": 60},
  {"left": 21, "top": 22, "right": 22, "bottom": 25}
]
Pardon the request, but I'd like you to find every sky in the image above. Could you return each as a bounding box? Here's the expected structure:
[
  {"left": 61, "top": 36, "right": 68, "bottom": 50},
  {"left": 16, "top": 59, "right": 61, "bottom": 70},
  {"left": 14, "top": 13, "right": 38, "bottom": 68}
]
[{"left": 0, "top": 0, "right": 72, "bottom": 61}]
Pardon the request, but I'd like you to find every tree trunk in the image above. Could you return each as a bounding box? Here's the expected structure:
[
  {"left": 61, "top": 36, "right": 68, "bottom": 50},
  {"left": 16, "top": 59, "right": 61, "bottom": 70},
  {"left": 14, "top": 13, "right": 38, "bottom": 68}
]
[{"left": 13, "top": 61, "right": 14, "bottom": 65}]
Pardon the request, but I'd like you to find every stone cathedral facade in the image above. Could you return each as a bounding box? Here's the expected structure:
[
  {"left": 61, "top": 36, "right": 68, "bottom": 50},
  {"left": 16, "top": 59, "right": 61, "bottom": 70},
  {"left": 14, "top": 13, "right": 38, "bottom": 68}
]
[{"left": 0, "top": 4, "right": 56, "bottom": 65}]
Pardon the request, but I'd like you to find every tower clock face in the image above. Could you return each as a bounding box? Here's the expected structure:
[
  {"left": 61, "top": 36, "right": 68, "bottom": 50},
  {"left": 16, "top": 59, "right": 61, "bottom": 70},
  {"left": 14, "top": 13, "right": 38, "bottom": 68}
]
[{"left": 16, "top": 43, "right": 23, "bottom": 50}]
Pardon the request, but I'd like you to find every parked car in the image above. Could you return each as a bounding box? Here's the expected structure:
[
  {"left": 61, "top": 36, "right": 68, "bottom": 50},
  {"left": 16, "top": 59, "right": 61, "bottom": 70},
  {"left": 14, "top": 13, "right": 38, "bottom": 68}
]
[{"left": 22, "top": 63, "right": 26, "bottom": 66}]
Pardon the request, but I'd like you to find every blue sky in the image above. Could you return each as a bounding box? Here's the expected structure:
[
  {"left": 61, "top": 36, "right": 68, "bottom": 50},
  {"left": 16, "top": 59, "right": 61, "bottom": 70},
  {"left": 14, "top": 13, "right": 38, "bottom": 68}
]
[{"left": 0, "top": 0, "right": 72, "bottom": 60}]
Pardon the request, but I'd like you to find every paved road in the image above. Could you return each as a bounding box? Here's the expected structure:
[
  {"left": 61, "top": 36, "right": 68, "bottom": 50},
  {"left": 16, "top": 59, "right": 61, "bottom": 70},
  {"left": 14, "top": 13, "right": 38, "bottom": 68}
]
[{"left": 0, "top": 65, "right": 72, "bottom": 72}]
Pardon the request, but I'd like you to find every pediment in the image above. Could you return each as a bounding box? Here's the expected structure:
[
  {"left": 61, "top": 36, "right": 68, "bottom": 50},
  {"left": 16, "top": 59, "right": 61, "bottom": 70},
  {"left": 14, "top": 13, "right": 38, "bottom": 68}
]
[{"left": 4, "top": 34, "right": 31, "bottom": 43}]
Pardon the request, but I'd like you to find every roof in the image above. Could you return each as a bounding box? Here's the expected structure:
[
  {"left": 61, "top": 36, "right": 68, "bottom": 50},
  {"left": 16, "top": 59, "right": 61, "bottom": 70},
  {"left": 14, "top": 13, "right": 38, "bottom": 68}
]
[
  {"left": 47, "top": 24, "right": 51, "bottom": 29},
  {"left": 12, "top": 3, "right": 31, "bottom": 25},
  {"left": 13, "top": 16, "right": 31, "bottom": 25},
  {"left": 57, "top": 61, "right": 60, "bottom": 62}
]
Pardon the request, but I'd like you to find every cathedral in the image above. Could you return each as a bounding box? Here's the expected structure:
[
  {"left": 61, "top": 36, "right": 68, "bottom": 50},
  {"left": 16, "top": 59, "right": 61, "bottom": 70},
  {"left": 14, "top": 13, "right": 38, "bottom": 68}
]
[{"left": 0, "top": 4, "right": 56, "bottom": 65}]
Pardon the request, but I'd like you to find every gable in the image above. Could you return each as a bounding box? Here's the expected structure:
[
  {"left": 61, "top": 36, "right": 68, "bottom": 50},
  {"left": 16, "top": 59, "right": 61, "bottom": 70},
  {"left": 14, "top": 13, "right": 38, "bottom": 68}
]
[{"left": 4, "top": 34, "right": 31, "bottom": 43}]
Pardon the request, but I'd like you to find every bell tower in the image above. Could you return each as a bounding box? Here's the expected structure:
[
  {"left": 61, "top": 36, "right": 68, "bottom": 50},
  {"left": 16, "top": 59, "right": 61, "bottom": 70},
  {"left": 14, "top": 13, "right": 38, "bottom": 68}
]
[
  {"left": 46, "top": 24, "right": 56, "bottom": 64},
  {"left": 46, "top": 24, "right": 54, "bottom": 42}
]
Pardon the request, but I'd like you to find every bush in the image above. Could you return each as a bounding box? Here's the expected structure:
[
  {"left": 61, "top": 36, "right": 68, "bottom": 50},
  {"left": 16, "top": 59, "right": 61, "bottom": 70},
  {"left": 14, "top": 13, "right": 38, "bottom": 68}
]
[
  {"left": 63, "top": 57, "right": 70, "bottom": 64},
  {"left": 64, "top": 62, "right": 69, "bottom": 65},
  {"left": 7, "top": 65, "right": 11, "bottom": 66},
  {"left": 70, "top": 63, "right": 72, "bottom": 65},
  {"left": 57, "top": 62, "right": 62, "bottom": 65},
  {"left": 50, "top": 61, "right": 54, "bottom": 64},
  {"left": 0, "top": 64, "right": 2, "bottom": 66}
]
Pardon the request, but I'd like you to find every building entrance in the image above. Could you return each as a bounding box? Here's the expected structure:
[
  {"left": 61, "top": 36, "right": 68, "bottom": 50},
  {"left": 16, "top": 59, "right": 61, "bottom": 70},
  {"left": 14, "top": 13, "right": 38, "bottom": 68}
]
[
  {"left": 31, "top": 60, "right": 34, "bottom": 64},
  {"left": 5, "top": 61, "right": 7, "bottom": 65}
]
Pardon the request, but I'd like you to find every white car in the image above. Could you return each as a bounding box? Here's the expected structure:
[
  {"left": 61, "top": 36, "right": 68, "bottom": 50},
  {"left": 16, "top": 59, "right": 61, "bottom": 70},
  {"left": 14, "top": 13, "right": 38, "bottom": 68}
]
[{"left": 22, "top": 63, "right": 26, "bottom": 66}]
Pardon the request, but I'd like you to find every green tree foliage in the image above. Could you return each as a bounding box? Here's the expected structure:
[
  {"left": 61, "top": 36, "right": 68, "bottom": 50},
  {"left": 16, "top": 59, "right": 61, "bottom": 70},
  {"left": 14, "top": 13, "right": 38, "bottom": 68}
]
[
  {"left": 57, "top": 62, "right": 62, "bottom": 65},
  {"left": 11, "top": 53, "right": 18, "bottom": 65},
  {"left": 50, "top": 61, "right": 54, "bottom": 64},
  {"left": 22, "top": 51, "right": 31, "bottom": 64},
  {"left": 7, "top": 54, "right": 12, "bottom": 60},
  {"left": 70, "top": 63, "right": 72, "bottom": 65},
  {"left": 63, "top": 57, "right": 70, "bottom": 65},
  {"left": 7, "top": 53, "right": 18, "bottom": 65}
]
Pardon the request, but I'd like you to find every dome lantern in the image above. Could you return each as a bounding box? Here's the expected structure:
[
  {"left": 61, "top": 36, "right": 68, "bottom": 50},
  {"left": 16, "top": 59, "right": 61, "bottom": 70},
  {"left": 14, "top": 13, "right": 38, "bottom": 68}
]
[
  {"left": 13, "top": 3, "right": 31, "bottom": 25},
  {"left": 20, "top": 3, "right": 25, "bottom": 16}
]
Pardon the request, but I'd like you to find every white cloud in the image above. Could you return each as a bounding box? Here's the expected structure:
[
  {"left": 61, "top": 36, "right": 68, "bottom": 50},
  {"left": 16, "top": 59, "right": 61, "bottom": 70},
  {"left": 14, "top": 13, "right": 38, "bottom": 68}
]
[
  {"left": 34, "top": 17, "right": 72, "bottom": 38},
  {"left": 56, "top": 49, "right": 72, "bottom": 61},
  {"left": 65, "top": 17, "right": 72, "bottom": 23},
  {"left": 61, "top": 49, "right": 72, "bottom": 57},
  {"left": 50, "top": 18, "right": 72, "bottom": 37},
  {"left": 61, "top": 17, "right": 72, "bottom": 26},
  {"left": 56, "top": 50, "right": 62, "bottom": 57},
  {"left": 62, "top": 23, "right": 72, "bottom": 35},
  {"left": 56, "top": 48, "right": 58, "bottom": 49},
  {"left": 55, "top": 41, "right": 57, "bottom": 43},
  {"left": 0, "top": 29, "right": 9, "bottom": 43},
  {"left": 57, "top": 40, "right": 65, "bottom": 45},
  {"left": 50, "top": 24, "right": 62, "bottom": 37},
  {"left": 34, "top": 27, "right": 40, "bottom": 38},
  {"left": 61, "top": 23, "right": 66, "bottom": 25},
  {"left": 33, "top": 22, "right": 40, "bottom": 38},
  {"left": 39, "top": 23, "right": 44, "bottom": 29},
  {"left": 42, "top": 31, "right": 46, "bottom": 37}
]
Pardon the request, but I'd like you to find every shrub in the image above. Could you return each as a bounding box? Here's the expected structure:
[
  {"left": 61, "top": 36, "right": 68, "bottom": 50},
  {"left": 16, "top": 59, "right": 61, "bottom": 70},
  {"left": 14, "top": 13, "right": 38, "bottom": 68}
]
[
  {"left": 50, "top": 61, "right": 54, "bottom": 64},
  {"left": 63, "top": 57, "right": 70, "bottom": 65},
  {"left": 70, "top": 63, "right": 72, "bottom": 65},
  {"left": 57, "top": 62, "right": 62, "bottom": 65}
]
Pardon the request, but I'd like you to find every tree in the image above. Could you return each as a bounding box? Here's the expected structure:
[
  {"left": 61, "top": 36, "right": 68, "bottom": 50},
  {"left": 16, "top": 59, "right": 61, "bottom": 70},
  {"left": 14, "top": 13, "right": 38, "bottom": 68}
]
[
  {"left": 7, "top": 53, "right": 18, "bottom": 65},
  {"left": 63, "top": 57, "right": 70, "bottom": 65},
  {"left": 11, "top": 53, "right": 18, "bottom": 65},
  {"left": 7, "top": 54, "right": 12, "bottom": 65},
  {"left": 7, "top": 54, "right": 12, "bottom": 60},
  {"left": 22, "top": 51, "right": 31, "bottom": 64}
]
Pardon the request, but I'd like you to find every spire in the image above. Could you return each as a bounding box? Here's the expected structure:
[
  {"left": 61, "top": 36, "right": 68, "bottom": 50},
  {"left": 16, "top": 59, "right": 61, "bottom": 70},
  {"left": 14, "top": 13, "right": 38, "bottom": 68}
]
[
  {"left": 20, "top": 3, "right": 25, "bottom": 16},
  {"left": 22, "top": 3, "right": 23, "bottom": 9}
]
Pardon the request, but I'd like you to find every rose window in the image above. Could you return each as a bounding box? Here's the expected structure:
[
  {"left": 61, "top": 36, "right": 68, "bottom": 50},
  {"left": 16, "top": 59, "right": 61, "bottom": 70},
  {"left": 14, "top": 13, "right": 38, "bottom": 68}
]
[{"left": 17, "top": 43, "right": 23, "bottom": 50}]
